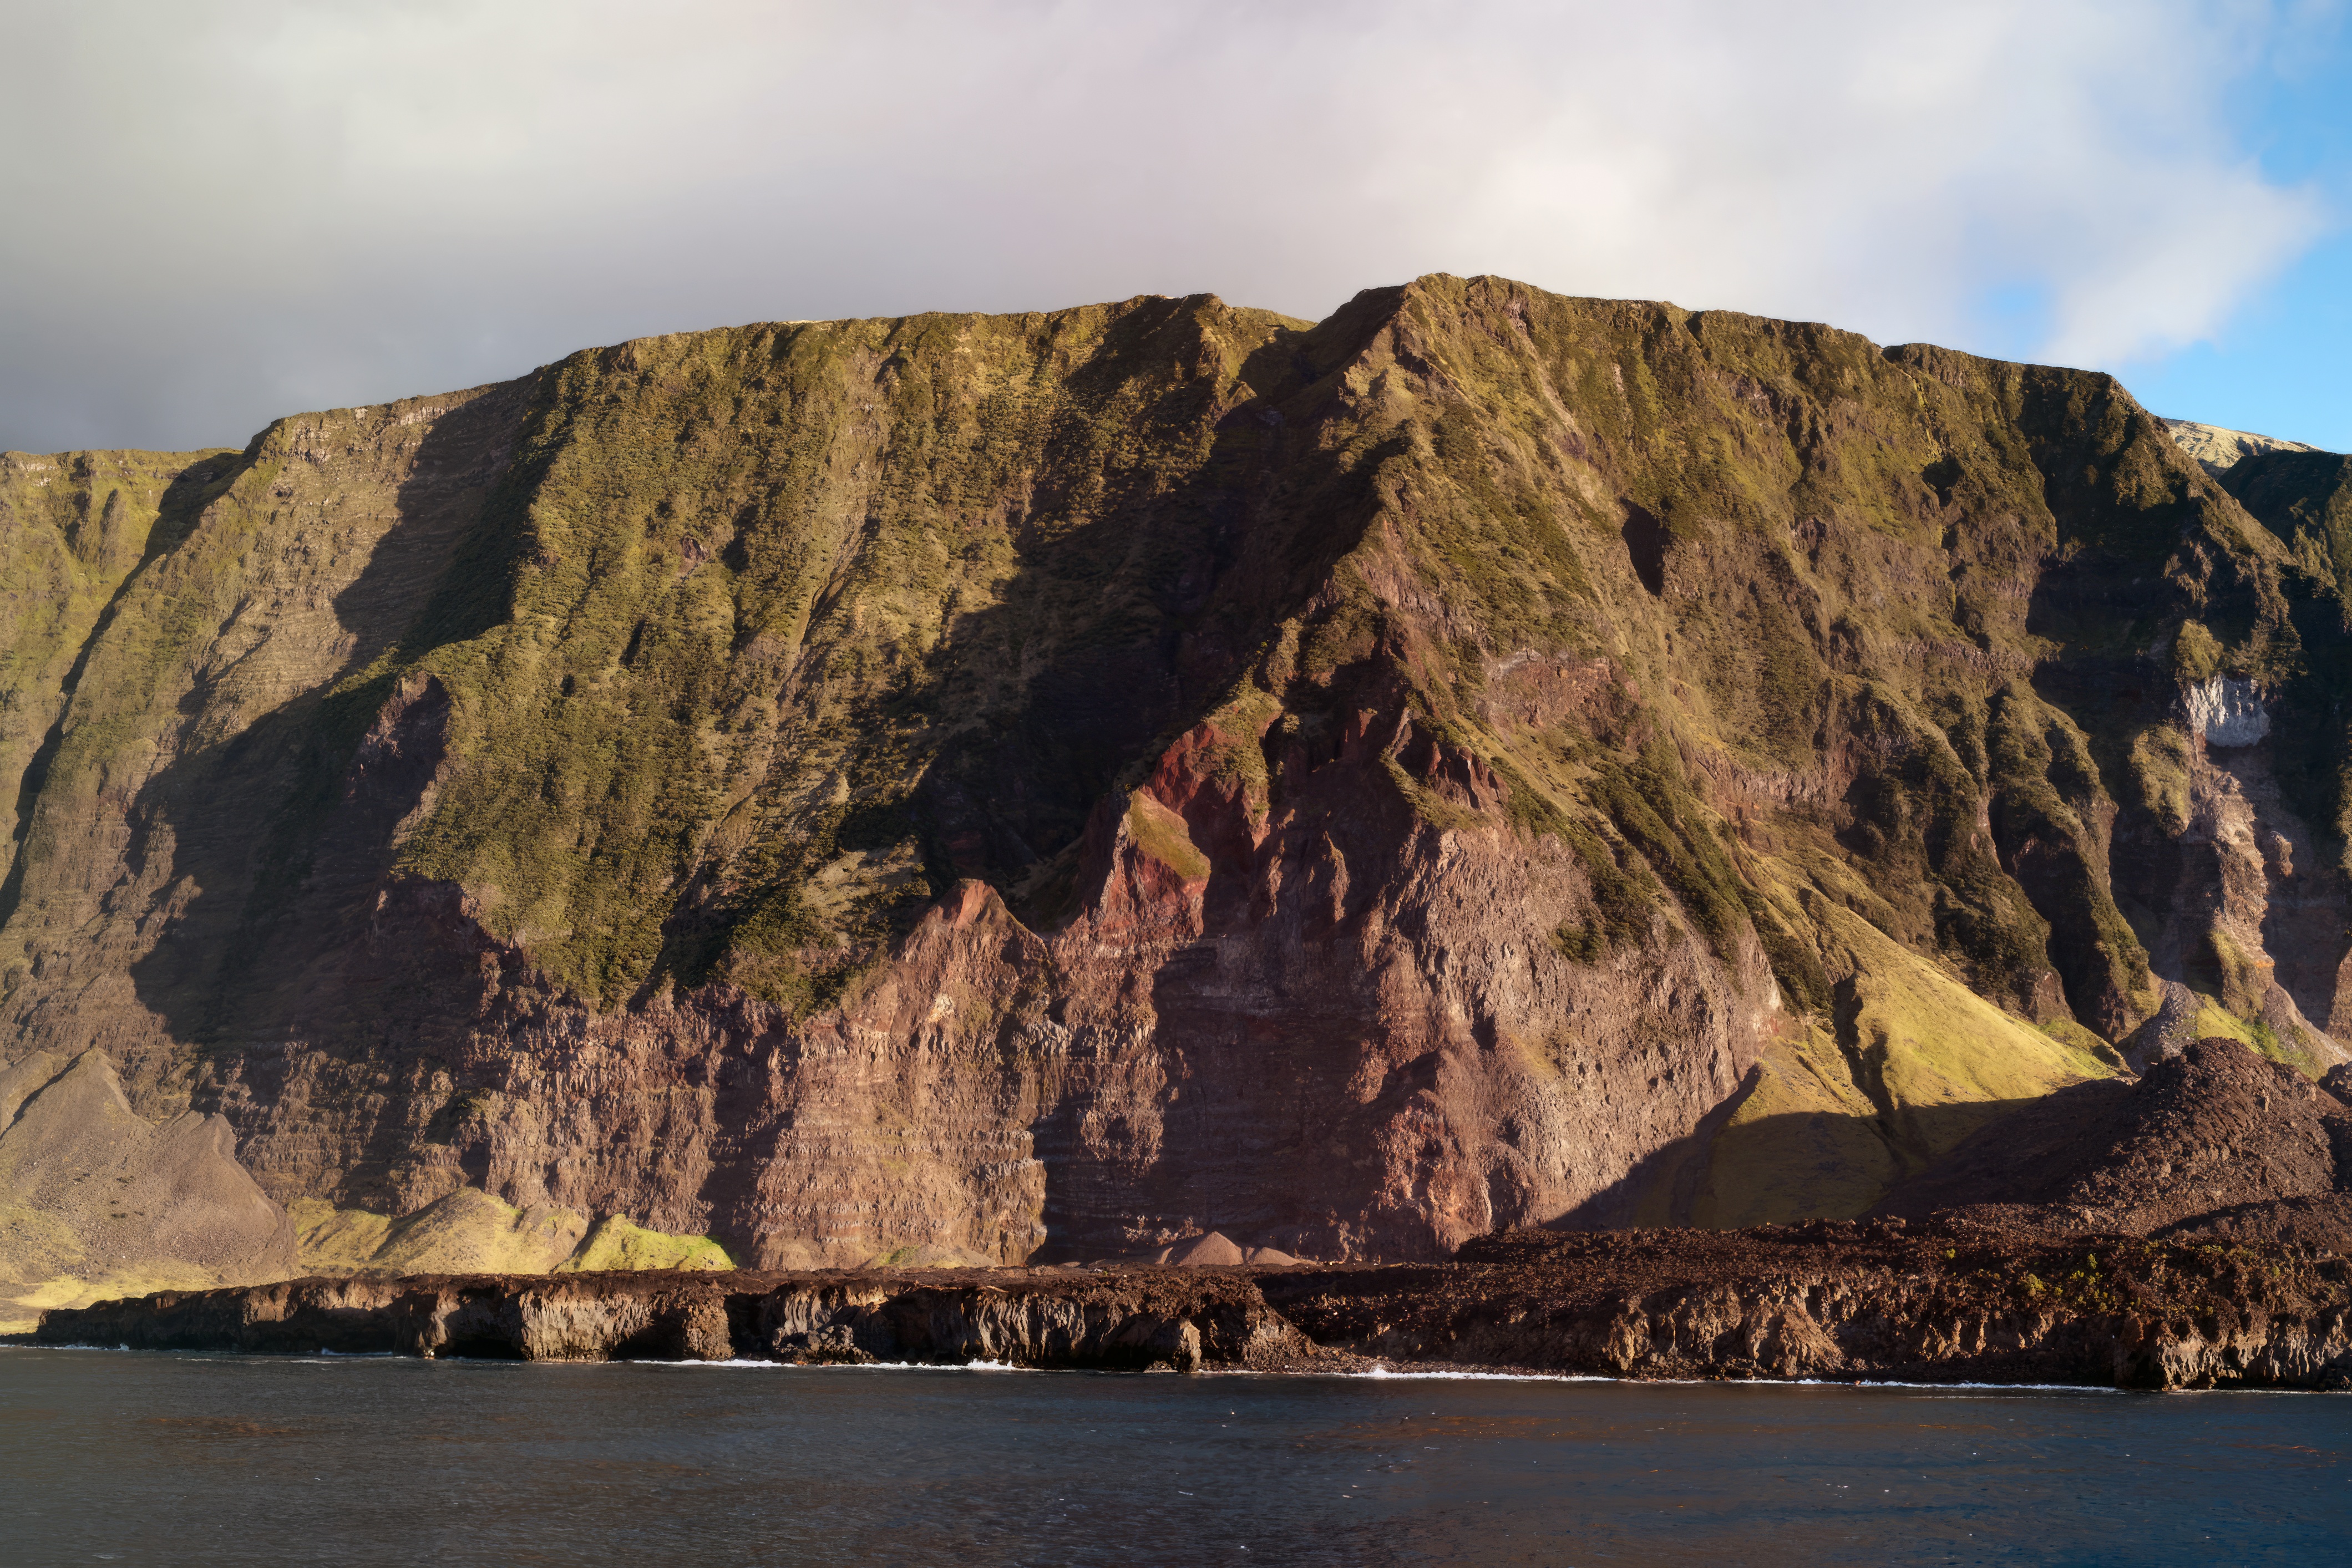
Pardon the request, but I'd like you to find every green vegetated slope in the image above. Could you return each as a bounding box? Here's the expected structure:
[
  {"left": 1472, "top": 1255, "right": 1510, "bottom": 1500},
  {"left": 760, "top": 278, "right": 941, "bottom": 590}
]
[
  {"left": 2, "top": 275, "right": 2344, "bottom": 1266},
  {"left": 1249, "top": 280, "right": 2313, "bottom": 1218},
  {"left": 4, "top": 298, "right": 1358, "bottom": 1047},
  {"left": 376, "top": 297, "right": 1357, "bottom": 1011},
  {"left": 0, "top": 380, "right": 548, "bottom": 1125},
  {"left": 1108, "top": 279, "right": 2343, "bottom": 1216},
  {"left": 0, "top": 449, "right": 232, "bottom": 899},
  {"left": 0, "top": 293, "right": 1405, "bottom": 1268},
  {"left": 391, "top": 279, "right": 2315, "bottom": 1041},
  {"left": 2224, "top": 450, "right": 2352, "bottom": 607}
]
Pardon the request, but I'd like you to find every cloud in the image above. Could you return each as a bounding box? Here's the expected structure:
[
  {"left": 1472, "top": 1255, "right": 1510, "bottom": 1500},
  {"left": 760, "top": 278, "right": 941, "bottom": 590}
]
[{"left": 0, "top": 0, "right": 2327, "bottom": 452}]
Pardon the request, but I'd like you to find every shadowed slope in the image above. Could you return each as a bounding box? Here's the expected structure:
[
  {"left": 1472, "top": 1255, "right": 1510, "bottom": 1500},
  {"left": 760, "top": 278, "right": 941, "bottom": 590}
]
[{"left": 1874, "top": 1035, "right": 2352, "bottom": 1240}]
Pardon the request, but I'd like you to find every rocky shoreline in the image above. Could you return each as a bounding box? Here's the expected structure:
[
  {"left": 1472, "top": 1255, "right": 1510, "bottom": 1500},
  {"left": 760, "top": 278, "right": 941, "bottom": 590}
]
[{"left": 22, "top": 1218, "right": 2352, "bottom": 1391}]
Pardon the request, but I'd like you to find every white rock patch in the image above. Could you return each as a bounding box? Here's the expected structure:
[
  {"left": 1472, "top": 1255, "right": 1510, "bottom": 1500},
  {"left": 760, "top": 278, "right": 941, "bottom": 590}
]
[{"left": 2184, "top": 676, "right": 2269, "bottom": 747}]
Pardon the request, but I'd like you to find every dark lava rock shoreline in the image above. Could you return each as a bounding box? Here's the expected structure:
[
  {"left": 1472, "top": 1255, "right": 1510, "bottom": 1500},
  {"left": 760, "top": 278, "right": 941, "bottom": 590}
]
[{"left": 23, "top": 1219, "right": 2352, "bottom": 1390}]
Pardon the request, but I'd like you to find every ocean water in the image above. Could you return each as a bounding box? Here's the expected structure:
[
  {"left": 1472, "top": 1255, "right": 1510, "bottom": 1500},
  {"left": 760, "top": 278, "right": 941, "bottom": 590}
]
[{"left": 1, "top": 1351, "right": 2345, "bottom": 1566}]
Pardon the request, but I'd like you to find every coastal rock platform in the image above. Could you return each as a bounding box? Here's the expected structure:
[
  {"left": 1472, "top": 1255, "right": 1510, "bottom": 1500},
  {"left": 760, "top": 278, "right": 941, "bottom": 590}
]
[{"left": 26, "top": 1218, "right": 2352, "bottom": 1391}]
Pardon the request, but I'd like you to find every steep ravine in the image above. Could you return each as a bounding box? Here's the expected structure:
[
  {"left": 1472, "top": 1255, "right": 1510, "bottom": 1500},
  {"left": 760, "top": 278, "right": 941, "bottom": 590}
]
[{"left": 4, "top": 277, "right": 2351, "bottom": 1316}]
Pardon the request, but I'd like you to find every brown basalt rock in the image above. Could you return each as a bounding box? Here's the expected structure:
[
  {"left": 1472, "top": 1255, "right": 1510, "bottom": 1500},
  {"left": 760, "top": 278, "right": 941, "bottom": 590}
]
[
  {"left": 35, "top": 1266, "right": 1323, "bottom": 1374},
  {"left": 1875, "top": 1037, "right": 2352, "bottom": 1235},
  {"left": 31, "top": 1219, "right": 2352, "bottom": 1390},
  {"left": 1260, "top": 1222, "right": 2352, "bottom": 1389}
]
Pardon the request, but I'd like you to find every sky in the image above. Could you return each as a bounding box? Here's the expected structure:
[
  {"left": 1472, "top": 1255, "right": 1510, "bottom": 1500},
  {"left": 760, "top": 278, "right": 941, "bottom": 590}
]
[{"left": 2, "top": 0, "right": 2349, "bottom": 456}]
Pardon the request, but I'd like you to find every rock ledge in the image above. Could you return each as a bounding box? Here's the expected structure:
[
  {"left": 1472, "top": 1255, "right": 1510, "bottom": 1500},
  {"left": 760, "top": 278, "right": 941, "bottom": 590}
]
[{"left": 25, "top": 1218, "right": 2352, "bottom": 1391}]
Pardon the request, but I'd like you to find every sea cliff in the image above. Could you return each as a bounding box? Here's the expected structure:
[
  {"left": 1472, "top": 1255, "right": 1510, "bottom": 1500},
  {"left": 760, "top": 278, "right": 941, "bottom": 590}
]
[
  {"left": 30, "top": 1215, "right": 2352, "bottom": 1391},
  {"left": 9, "top": 277, "right": 2352, "bottom": 1317}
]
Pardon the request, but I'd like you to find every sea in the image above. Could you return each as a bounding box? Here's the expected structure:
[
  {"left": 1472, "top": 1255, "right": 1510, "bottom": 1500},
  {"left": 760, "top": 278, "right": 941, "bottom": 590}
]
[{"left": 1, "top": 1349, "right": 2345, "bottom": 1565}]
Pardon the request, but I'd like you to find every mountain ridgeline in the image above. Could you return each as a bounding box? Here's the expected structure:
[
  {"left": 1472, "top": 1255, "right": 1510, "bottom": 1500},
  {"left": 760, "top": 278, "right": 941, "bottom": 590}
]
[{"left": 4, "top": 276, "right": 2351, "bottom": 1318}]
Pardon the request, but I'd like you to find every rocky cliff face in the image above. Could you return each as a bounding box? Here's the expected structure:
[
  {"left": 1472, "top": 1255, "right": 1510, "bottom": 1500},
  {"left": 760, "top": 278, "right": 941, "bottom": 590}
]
[
  {"left": 34, "top": 1223, "right": 2352, "bottom": 1390},
  {"left": 6, "top": 276, "right": 2352, "bottom": 1297}
]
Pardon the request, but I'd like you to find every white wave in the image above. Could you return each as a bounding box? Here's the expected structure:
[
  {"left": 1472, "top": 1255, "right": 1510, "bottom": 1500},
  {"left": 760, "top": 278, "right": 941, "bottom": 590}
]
[
  {"left": 1323, "top": 1364, "right": 2149, "bottom": 1393},
  {"left": 622, "top": 1356, "right": 1035, "bottom": 1372},
  {"left": 1354, "top": 1366, "right": 1613, "bottom": 1383}
]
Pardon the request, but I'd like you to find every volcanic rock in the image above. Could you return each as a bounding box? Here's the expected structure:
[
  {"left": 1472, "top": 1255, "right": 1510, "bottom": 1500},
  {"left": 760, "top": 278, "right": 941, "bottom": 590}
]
[
  {"left": 1874, "top": 1036, "right": 2352, "bottom": 1237},
  {"left": 31, "top": 1217, "right": 2352, "bottom": 1390},
  {"left": 8, "top": 278, "right": 2352, "bottom": 1298}
]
